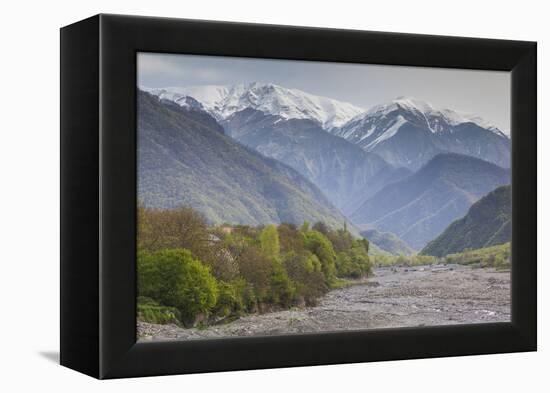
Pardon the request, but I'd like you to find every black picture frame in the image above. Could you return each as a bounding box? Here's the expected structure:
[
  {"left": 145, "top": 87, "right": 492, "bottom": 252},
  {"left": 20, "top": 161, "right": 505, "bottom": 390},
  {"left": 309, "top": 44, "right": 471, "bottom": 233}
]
[{"left": 60, "top": 14, "right": 537, "bottom": 379}]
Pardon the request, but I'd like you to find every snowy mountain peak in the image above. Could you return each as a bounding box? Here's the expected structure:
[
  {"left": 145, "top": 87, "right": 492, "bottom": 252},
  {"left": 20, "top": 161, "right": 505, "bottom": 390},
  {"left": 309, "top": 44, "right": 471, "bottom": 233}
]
[
  {"left": 380, "top": 96, "right": 434, "bottom": 113},
  {"left": 143, "top": 83, "right": 364, "bottom": 129},
  {"left": 393, "top": 96, "right": 435, "bottom": 114},
  {"left": 348, "top": 96, "right": 507, "bottom": 137},
  {"left": 141, "top": 86, "right": 206, "bottom": 112},
  {"left": 333, "top": 96, "right": 510, "bottom": 170}
]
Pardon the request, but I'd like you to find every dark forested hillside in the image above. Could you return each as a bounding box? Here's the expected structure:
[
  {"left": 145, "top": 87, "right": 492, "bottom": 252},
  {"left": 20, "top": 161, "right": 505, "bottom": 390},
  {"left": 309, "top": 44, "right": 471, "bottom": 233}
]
[
  {"left": 138, "top": 90, "right": 348, "bottom": 228},
  {"left": 351, "top": 153, "right": 510, "bottom": 250},
  {"left": 421, "top": 185, "right": 511, "bottom": 257}
]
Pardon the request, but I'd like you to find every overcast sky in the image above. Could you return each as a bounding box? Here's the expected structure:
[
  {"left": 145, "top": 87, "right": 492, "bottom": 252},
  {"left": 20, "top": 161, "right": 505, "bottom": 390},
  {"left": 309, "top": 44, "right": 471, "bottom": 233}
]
[{"left": 138, "top": 52, "right": 511, "bottom": 132}]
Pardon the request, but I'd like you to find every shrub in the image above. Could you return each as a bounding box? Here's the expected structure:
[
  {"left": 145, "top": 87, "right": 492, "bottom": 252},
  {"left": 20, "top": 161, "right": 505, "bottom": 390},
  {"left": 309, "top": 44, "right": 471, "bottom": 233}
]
[
  {"left": 335, "top": 251, "right": 361, "bottom": 278},
  {"left": 212, "top": 278, "right": 259, "bottom": 317},
  {"left": 444, "top": 243, "right": 510, "bottom": 268},
  {"left": 137, "top": 296, "right": 181, "bottom": 325},
  {"left": 138, "top": 248, "right": 218, "bottom": 325}
]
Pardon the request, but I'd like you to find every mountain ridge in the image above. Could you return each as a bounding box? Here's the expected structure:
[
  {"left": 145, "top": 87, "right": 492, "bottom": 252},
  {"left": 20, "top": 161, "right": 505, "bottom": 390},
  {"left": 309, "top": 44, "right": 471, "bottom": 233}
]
[
  {"left": 221, "top": 107, "right": 404, "bottom": 213},
  {"left": 138, "top": 89, "right": 351, "bottom": 229},
  {"left": 360, "top": 229, "right": 415, "bottom": 255},
  {"left": 140, "top": 84, "right": 511, "bottom": 253},
  {"left": 351, "top": 153, "right": 511, "bottom": 250},
  {"left": 144, "top": 82, "right": 364, "bottom": 129},
  {"left": 420, "top": 185, "right": 512, "bottom": 257},
  {"left": 333, "top": 97, "right": 510, "bottom": 170}
]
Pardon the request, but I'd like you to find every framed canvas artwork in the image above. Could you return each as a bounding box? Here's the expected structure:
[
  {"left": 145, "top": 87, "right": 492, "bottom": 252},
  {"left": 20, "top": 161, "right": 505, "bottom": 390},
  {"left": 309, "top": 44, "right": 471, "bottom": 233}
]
[{"left": 60, "top": 14, "right": 536, "bottom": 379}]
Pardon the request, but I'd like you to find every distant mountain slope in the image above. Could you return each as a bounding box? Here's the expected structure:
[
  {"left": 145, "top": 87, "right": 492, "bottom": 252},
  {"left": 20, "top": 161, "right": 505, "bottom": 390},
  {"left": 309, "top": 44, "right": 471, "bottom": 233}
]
[
  {"left": 138, "top": 90, "right": 349, "bottom": 228},
  {"left": 351, "top": 153, "right": 510, "bottom": 250},
  {"left": 421, "top": 185, "right": 511, "bottom": 257},
  {"left": 334, "top": 97, "right": 510, "bottom": 170},
  {"left": 221, "top": 107, "right": 403, "bottom": 213},
  {"left": 360, "top": 229, "right": 415, "bottom": 255},
  {"left": 144, "top": 82, "right": 364, "bottom": 129}
]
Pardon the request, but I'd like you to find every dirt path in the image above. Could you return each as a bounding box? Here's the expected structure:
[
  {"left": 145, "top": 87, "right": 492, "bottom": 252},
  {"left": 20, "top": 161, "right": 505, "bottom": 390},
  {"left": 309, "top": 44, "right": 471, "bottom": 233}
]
[{"left": 138, "top": 264, "right": 510, "bottom": 341}]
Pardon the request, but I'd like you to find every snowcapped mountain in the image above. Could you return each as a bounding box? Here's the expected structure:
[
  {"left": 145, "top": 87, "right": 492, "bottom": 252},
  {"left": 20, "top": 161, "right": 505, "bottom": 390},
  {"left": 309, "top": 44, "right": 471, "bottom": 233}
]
[
  {"left": 220, "top": 107, "right": 402, "bottom": 213},
  {"left": 138, "top": 90, "right": 350, "bottom": 228},
  {"left": 143, "top": 82, "right": 364, "bottom": 129},
  {"left": 334, "top": 97, "right": 510, "bottom": 170},
  {"left": 140, "top": 86, "right": 206, "bottom": 112}
]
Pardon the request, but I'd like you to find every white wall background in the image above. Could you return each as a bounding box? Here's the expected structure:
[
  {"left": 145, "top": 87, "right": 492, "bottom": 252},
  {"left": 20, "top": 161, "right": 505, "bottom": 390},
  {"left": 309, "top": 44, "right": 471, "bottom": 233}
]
[{"left": 0, "top": 0, "right": 546, "bottom": 390}]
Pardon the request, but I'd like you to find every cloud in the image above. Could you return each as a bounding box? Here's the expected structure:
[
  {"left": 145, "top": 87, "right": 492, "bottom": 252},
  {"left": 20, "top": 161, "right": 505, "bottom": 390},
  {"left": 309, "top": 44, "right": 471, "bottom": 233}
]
[{"left": 137, "top": 53, "right": 224, "bottom": 86}]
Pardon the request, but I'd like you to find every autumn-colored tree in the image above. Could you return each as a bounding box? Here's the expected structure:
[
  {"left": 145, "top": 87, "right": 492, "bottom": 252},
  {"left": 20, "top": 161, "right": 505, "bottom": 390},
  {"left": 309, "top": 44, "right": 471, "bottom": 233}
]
[
  {"left": 282, "top": 251, "right": 326, "bottom": 305},
  {"left": 138, "top": 206, "right": 210, "bottom": 252},
  {"left": 312, "top": 221, "right": 329, "bottom": 236},
  {"left": 236, "top": 245, "right": 273, "bottom": 300},
  {"left": 327, "top": 227, "right": 354, "bottom": 253},
  {"left": 277, "top": 223, "right": 305, "bottom": 254},
  {"left": 138, "top": 206, "right": 234, "bottom": 280}
]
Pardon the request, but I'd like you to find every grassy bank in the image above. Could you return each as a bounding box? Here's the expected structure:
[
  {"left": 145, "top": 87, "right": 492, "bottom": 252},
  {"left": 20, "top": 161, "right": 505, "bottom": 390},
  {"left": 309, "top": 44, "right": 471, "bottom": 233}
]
[{"left": 371, "top": 242, "right": 510, "bottom": 270}]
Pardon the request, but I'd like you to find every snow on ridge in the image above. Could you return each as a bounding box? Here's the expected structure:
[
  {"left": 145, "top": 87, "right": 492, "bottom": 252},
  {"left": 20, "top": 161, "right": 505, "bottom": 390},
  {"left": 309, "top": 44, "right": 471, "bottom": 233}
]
[
  {"left": 142, "top": 86, "right": 207, "bottom": 111},
  {"left": 347, "top": 96, "right": 508, "bottom": 137},
  {"left": 366, "top": 115, "right": 407, "bottom": 149},
  {"left": 145, "top": 82, "right": 364, "bottom": 129},
  {"left": 142, "top": 85, "right": 508, "bottom": 138}
]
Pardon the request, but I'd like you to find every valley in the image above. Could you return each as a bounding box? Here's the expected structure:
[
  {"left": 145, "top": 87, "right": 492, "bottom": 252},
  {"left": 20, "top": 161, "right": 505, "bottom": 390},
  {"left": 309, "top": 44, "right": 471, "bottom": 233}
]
[
  {"left": 143, "top": 84, "right": 511, "bottom": 253},
  {"left": 136, "top": 77, "right": 513, "bottom": 340},
  {"left": 135, "top": 53, "right": 514, "bottom": 341}
]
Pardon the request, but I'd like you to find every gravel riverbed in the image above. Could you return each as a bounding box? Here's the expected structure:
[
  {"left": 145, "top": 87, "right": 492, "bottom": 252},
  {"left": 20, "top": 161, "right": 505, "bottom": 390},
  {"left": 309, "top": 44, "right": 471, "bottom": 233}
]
[{"left": 138, "top": 264, "right": 510, "bottom": 341}]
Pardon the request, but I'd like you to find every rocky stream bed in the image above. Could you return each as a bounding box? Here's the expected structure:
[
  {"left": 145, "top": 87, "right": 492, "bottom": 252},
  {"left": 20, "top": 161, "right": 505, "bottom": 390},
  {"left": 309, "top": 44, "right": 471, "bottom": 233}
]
[{"left": 138, "top": 264, "right": 510, "bottom": 341}]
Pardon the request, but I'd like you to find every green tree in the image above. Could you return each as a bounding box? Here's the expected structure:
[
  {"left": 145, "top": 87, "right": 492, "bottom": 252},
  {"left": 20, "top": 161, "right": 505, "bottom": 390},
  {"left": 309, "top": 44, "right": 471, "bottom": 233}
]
[
  {"left": 260, "top": 224, "right": 280, "bottom": 259},
  {"left": 138, "top": 249, "right": 218, "bottom": 325},
  {"left": 335, "top": 251, "right": 359, "bottom": 278},
  {"left": 348, "top": 242, "right": 372, "bottom": 276},
  {"left": 305, "top": 230, "right": 337, "bottom": 284},
  {"left": 270, "top": 260, "right": 295, "bottom": 307},
  {"left": 213, "top": 279, "right": 247, "bottom": 317}
]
